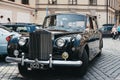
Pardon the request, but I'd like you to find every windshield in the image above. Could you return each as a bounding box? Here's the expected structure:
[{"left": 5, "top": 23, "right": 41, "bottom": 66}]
[{"left": 43, "top": 14, "right": 86, "bottom": 32}]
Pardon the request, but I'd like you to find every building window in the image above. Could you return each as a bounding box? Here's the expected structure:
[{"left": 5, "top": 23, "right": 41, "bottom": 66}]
[
  {"left": 68, "top": 0, "right": 77, "bottom": 5},
  {"left": 22, "top": 0, "right": 29, "bottom": 5},
  {"left": 48, "top": 0, "right": 57, "bottom": 5},
  {"left": 8, "top": 0, "right": 15, "bottom": 2},
  {"left": 89, "top": 0, "right": 97, "bottom": 5}
]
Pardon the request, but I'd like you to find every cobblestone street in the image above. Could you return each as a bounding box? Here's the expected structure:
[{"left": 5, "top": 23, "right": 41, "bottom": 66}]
[{"left": 0, "top": 38, "right": 120, "bottom": 80}]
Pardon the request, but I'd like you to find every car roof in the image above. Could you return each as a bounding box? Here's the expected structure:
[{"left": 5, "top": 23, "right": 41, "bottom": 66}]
[
  {"left": 1, "top": 23, "right": 36, "bottom": 27},
  {"left": 103, "top": 24, "right": 114, "bottom": 26},
  {"left": 46, "top": 13, "right": 89, "bottom": 17}
]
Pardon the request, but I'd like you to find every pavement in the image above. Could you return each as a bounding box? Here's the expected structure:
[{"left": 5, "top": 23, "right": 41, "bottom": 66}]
[{"left": 0, "top": 38, "right": 120, "bottom": 80}]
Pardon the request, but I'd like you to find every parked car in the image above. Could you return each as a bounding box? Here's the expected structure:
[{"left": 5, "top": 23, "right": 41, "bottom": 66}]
[
  {"left": 2, "top": 23, "right": 39, "bottom": 34},
  {"left": 5, "top": 23, "right": 39, "bottom": 57},
  {"left": 99, "top": 24, "right": 114, "bottom": 37},
  {"left": 6, "top": 13, "right": 103, "bottom": 77},
  {"left": 0, "top": 25, "right": 20, "bottom": 56}
]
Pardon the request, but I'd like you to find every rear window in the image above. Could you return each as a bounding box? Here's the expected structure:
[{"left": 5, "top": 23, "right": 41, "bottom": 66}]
[
  {"left": 107, "top": 27, "right": 112, "bottom": 31},
  {"left": 16, "top": 26, "right": 27, "bottom": 32},
  {"left": 4, "top": 25, "right": 26, "bottom": 32},
  {"left": 0, "top": 27, "right": 10, "bottom": 34},
  {"left": 0, "top": 25, "right": 12, "bottom": 32}
]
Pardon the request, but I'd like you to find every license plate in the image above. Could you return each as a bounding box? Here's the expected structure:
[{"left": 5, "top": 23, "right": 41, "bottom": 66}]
[{"left": 30, "top": 63, "right": 40, "bottom": 69}]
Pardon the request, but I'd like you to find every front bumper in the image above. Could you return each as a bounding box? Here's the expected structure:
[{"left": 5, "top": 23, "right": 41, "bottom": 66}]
[{"left": 6, "top": 53, "right": 82, "bottom": 68}]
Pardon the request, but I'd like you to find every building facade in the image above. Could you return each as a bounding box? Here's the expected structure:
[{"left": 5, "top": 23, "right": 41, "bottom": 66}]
[
  {"left": 36, "top": 0, "right": 120, "bottom": 27},
  {"left": 0, "top": 0, "right": 36, "bottom": 23},
  {"left": 0, "top": 0, "right": 120, "bottom": 26}
]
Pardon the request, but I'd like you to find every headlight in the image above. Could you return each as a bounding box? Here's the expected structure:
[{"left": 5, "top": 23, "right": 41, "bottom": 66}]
[
  {"left": 18, "top": 38, "right": 26, "bottom": 46},
  {"left": 56, "top": 38, "right": 65, "bottom": 47}
]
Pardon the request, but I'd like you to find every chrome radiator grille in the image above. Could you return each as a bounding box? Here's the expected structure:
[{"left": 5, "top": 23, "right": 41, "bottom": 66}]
[{"left": 29, "top": 30, "right": 52, "bottom": 60}]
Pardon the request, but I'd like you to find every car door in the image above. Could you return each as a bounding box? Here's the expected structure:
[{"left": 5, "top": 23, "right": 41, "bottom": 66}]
[
  {"left": 85, "top": 16, "right": 96, "bottom": 60},
  {"left": 0, "top": 27, "right": 10, "bottom": 54},
  {"left": 92, "top": 17, "right": 100, "bottom": 55}
]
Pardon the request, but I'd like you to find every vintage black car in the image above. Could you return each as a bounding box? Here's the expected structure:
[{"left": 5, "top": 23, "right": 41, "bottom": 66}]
[{"left": 6, "top": 13, "right": 103, "bottom": 77}]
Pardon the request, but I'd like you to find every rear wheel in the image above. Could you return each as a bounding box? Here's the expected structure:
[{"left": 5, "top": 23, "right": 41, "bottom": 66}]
[
  {"left": 118, "top": 35, "right": 120, "bottom": 40},
  {"left": 97, "top": 49, "right": 102, "bottom": 57}
]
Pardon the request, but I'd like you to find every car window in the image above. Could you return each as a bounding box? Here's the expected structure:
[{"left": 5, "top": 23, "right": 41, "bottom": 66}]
[
  {"left": 26, "top": 25, "right": 36, "bottom": 32},
  {"left": 100, "top": 27, "right": 104, "bottom": 31},
  {"left": 3, "top": 26, "right": 12, "bottom": 30},
  {"left": 92, "top": 17, "right": 98, "bottom": 30},
  {"left": 16, "top": 26, "right": 27, "bottom": 32},
  {"left": 104, "top": 27, "right": 108, "bottom": 31},
  {"left": 0, "top": 28, "right": 10, "bottom": 34},
  {"left": 3, "top": 24, "right": 37, "bottom": 32},
  {"left": 107, "top": 27, "right": 112, "bottom": 31}
]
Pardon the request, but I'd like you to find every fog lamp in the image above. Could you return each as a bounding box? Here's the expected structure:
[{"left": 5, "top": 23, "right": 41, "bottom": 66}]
[
  {"left": 62, "top": 52, "right": 69, "bottom": 60},
  {"left": 72, "top": 47, "right": 75, "bottom": 51},
  {"left": 14, "top": 50, "right": 19, "bottom": 57}
]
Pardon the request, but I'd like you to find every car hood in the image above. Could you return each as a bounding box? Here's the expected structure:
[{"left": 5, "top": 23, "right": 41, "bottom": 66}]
[
  {"left": 49, "top": 29, "right": 82, "bottom": 35},
  {"left": 48, "top": 30, "right": 68, "bottom": 34}
]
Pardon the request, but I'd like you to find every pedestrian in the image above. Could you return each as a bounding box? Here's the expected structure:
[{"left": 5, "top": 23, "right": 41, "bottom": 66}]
[
  {"left": 111, "top": 24, "right": 118, "bottom": 39},
  {"left": 0, "top": 15, "right": 4, "bottom": 23},
  {"left": 7, "top": 18, "right": 11, "bottom": 23},
  {"left": 117, "top": 24, "right": 120, "bottom": 39}
]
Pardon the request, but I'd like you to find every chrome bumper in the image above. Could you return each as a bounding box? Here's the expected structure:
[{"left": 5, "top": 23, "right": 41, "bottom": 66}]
[{"left": 6, "top": 53, "right": 82, "bottom": 68}]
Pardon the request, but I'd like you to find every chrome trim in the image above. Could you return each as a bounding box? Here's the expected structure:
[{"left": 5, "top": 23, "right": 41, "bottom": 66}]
[
  {"left": 6, "top": 56, "right": 82, "bottom": 67},
  {"left": 49, "top": 54, "right": 52, "bottom": 68},
  {"left": 21, "top": 53, "right": 25, "bottom": 66}
]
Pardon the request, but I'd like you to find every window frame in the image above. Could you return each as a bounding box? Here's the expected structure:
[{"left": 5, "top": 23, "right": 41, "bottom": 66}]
[
  {"left": 92, "top": 16, "right": 98, "bottom": 30},
  {"left": 89, "top": 0, "right": 97, "bottom": 6},
  {"left": 21, "top": 0, "right": 29, "bottom": 5},
  {"left": 68, "top": 0, "right": 77, "bottom": 5},
  {"left": 48, "top": 0, "right": 57, "bottom": 5}
]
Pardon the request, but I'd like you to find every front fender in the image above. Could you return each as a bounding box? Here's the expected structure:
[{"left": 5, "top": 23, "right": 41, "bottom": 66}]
[
  {"left": 7, "top": 38, "right": 19, "bottom": 57},
  {"left": 77, "top": 43, "right": 89, "bottom": 59}
]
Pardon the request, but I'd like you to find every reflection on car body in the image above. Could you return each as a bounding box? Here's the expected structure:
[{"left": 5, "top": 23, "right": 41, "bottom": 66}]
[{"left": 6, "top": 13, "right": 103, "bottom": 77}]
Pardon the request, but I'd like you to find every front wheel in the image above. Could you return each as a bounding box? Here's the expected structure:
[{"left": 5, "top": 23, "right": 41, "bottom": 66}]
[
  {"left": 18, "top": 63, "right": 30, "bottom": 77},
  {"left": 77, "top": 49, "right": 89, "bottom": 76}
]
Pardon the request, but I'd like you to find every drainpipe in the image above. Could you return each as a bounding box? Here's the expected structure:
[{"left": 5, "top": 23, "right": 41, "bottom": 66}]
[
  {"left": 35, "top": 0, "right": 39, "bottom": 24},
  {"left": 106, "top": 0, "right": 108, "bottom": 24}
]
